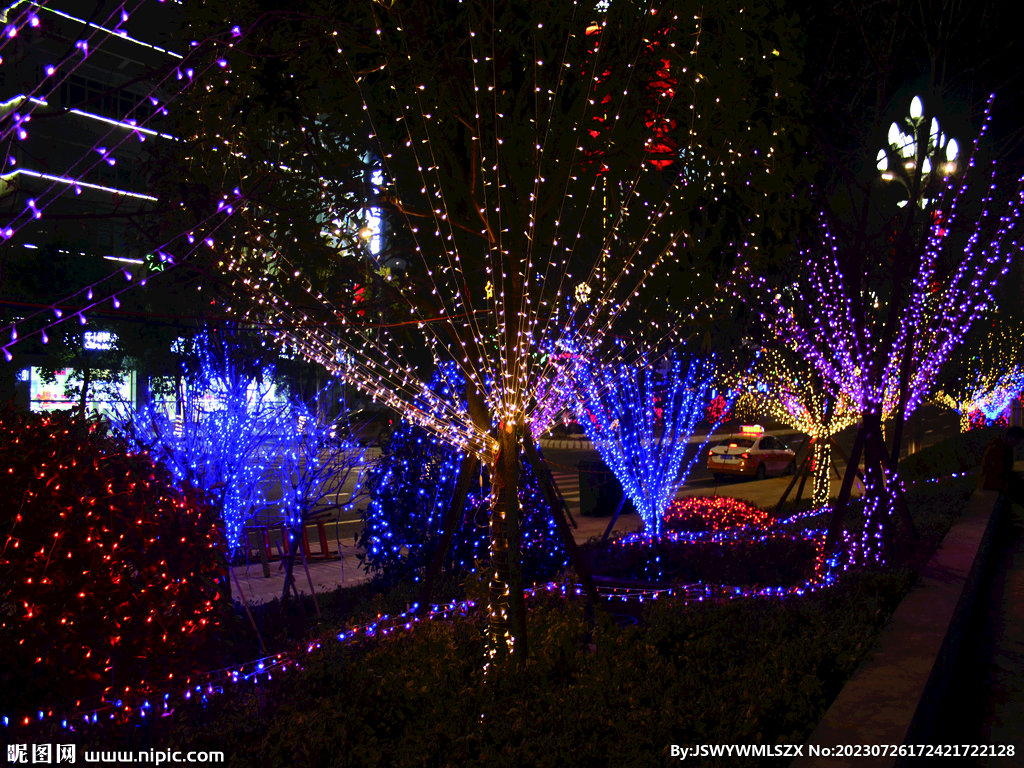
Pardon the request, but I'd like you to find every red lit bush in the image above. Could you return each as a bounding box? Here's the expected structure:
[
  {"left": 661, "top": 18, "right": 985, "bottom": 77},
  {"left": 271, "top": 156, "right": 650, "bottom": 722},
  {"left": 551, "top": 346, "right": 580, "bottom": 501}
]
[
  {"left": 663, "top": 496, "right": 776, "bottom": 534},
  {"left": 0, "top": 405, "right": 227, "bottom": 715}
]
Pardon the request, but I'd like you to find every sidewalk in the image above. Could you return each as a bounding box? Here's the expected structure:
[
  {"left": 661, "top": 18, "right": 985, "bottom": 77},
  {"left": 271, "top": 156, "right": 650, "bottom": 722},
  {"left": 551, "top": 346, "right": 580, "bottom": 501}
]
[
  {"left": 931, "top": 477, "right": 1024, "bottom": 762},
  {"left": 230, "top": 538, "right": 371, "bottom": 604},
  {"left": 231, "top": 469, "right": 840, "bottom": 605}
]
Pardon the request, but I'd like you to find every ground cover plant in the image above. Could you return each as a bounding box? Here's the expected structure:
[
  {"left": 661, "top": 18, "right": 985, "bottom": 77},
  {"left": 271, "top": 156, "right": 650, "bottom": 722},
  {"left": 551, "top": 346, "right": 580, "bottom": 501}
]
[
  {"left": 583, "top": 533, "right": 819, "bottom": 587},
  {"left": 8, "top": 474, "right": 974, "bottom": 765}
]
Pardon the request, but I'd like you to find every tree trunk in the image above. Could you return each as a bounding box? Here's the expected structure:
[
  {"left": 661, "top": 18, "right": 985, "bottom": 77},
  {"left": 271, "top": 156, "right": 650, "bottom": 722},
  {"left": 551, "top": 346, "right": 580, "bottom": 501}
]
[
  {"left": 870, "top": 427, "right": 917, "bottom": 542},
  {"left": 281, "top": 531, "right": 299, "bottom": 608},
  {"left": 488, "top": 425, "right": 526, "bottom": 661},
  {"left": 888, "top": 329, "right": 915, "bottom": 467},
  {"left": 77, "top": 363, "right": 92, "bottom": 421},
  {"left": 825, "top": 424, "right": 867, "bottom": 552},
  {"left": 811, "top": 437, "right": 832, "bottom": 508},
  {"left": 860, "top": 416, "right": 892, "bottom": 564}
]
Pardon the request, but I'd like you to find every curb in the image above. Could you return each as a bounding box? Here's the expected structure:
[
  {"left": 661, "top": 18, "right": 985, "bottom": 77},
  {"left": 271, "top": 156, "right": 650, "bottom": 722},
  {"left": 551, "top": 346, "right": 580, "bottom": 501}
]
[
  {"left": 536, "top": 429, "right": 799, "bottom": 454},
  {"left": 538, "top": 437, "right": 593, "bottom": 451},
  {"left": 791, "top": 489, "right": 1005, "bottom": 768}
]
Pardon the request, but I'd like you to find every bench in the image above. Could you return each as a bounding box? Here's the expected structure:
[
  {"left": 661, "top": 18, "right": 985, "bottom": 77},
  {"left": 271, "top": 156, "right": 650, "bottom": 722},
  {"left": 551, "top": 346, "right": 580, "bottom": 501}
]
[{"left": 241, "top": 514, "right": 340, "bottom": 578}]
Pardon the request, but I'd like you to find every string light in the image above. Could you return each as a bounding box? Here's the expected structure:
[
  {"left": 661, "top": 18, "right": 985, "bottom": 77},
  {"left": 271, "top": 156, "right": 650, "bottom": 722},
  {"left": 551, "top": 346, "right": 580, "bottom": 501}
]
[
  {"left": 573, "top": 353, "right": 724, "bottom": 538},
  {"left": 0, "top": 404, "right": 225, "bottom": 724},
  {"left": 933, "top": 318, "right": 1024, "bottom": 431},
  {"left": 732, "top": 347, "right": 859, "bottom": 508},
  {"left": 108, "top": 330, "right": 290, "bottom": 552}
]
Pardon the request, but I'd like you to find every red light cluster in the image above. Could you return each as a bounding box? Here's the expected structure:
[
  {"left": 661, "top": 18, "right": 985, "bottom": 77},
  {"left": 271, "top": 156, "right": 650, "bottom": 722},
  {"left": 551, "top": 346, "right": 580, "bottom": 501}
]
[
  {"left": 0, "top": 404, "right": 227, "bottom": 714},
  {"left": 663, "top": 496, "right": 776, "bottom": 534}
]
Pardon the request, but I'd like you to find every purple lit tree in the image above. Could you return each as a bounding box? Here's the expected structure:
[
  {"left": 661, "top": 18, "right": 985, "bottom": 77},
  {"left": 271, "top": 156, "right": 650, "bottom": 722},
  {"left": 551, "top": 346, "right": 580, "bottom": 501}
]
[{"left": 777, "top": 95, "right": 1024, "bottom": 564}]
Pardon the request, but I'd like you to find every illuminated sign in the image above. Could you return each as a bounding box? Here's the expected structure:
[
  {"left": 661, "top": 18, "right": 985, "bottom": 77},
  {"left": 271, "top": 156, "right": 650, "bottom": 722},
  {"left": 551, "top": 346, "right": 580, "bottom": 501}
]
[
  {"left": 84, "top": 331, "right": 116, "bottom": 351},
  {"left": 739, "top": 424, "right": 763, "bottom": 434},
  {"left": 29, "top": 367, "right": 134, "bottom": 416}
]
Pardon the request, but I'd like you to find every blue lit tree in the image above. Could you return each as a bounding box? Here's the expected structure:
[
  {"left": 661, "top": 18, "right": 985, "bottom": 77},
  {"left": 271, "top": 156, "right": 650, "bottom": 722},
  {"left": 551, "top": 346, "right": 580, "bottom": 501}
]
[
  {"left": 110, "top": 329, "right": 290, "bottom": 556},
  {"left": 275, "top": 381, "right": 370, "bottom": 608},
  {"left": 357, "top": 417, "right": 468, "bottom": 587},
  {"left": 573, "top": 353, "right": 724, "bottom": 539},
  {"left": 358, "top": 366, "right": 565, "bottom": 588}
]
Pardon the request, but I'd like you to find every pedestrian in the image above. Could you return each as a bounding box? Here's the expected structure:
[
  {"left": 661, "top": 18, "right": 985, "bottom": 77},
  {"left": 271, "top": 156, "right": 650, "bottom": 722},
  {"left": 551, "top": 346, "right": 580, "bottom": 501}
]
[{"left": 978, "top": 426, "right": 1024, "bottom": 505}]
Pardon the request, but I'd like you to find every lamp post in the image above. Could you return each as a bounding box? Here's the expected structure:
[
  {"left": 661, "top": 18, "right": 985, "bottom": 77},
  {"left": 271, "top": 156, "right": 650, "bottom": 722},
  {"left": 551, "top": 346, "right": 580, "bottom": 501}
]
[{"left": 877, "top": 95, "right": 959, "bottom": 208}]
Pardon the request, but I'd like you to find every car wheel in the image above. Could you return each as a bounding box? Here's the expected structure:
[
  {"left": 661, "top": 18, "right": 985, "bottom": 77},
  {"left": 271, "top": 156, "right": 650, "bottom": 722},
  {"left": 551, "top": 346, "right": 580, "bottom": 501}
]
[
  {"left": 784, "top": 461, "right": 796, "bottom": 476},
  {"left": 713, "top": 473, "right": 723, "bottom": 482},
  {"left": 755, "top": 463, "right": 766, "bottom": 481}
]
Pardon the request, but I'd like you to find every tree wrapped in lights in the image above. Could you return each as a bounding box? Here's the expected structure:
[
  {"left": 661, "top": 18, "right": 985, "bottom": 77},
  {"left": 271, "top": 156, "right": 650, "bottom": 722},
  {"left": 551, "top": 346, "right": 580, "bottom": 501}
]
[
  {"left": 176, "top": 0, "right": 805, "bottom": 657},
  {"left": 776, "top": 94, "right": 1024, "bottom": 564},
  {"left": 733, "top": 345, "right": 859, "bottom": 508},
  {"left": 933, "top": 315, "right": 1024, "bottom": 431},
  {"left": 573, "top": 353, "right": 722, "bottom": 538},
  {"left": 359, "top": 366, "right": 566, "bottom": 587},
  {"left": 110, "top": 329, "right": 290, "bottom": 558},
  {"left": 359, "top": 413, "right": 466, "bottom": 587},
  {"left": 274, "top": 382, "right": 369, "bottom": 608}
]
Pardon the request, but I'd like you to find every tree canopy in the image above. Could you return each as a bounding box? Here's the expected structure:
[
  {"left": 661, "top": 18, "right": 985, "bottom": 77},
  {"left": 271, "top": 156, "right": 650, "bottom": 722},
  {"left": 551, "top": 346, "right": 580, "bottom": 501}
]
[{"left": 171, "top": 0, "right": 808, "bottom": 448}]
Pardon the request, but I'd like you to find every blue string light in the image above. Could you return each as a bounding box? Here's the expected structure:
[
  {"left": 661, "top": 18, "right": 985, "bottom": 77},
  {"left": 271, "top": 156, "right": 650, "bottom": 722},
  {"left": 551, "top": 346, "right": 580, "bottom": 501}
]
[
  {"left": 573, "top": 353, "right": 727, "bottom": 538},
  {"left": 359, "top": 364, "right": 566, "bottom": 584},
  {"left": 110, "top": 330, "right": 289, "bottom": 552}
]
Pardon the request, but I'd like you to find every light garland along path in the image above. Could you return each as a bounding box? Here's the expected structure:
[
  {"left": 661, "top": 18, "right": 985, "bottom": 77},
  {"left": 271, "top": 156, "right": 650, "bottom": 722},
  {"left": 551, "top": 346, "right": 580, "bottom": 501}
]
[
  {"left": 4, "top": 495, "right": 854, "bottom": 733},
  {"left": 4, "top": 452, "right": 978, "bottom": 729}
]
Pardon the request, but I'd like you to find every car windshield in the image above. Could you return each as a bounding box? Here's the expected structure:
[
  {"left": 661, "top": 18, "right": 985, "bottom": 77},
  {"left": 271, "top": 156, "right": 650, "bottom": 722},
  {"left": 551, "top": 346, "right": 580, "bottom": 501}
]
[{"left": 717, "top": 437, "right": 756, "bottom": 449}]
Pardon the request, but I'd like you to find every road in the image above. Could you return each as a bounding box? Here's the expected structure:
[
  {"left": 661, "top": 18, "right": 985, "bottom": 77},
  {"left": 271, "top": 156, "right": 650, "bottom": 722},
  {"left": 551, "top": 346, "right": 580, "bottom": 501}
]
[
  {"left": 542, "top": 403, "right": 960, "bottom": 504},
  {"left": 246, "top": 404, "right": 962, "bottom": 551}
]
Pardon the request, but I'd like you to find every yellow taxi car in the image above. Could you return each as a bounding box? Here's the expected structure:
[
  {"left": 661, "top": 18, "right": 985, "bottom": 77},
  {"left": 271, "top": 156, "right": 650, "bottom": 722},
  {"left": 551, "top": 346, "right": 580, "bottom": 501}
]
[{"left": 707, "top": 425, "right": 796, "bottom": 481}]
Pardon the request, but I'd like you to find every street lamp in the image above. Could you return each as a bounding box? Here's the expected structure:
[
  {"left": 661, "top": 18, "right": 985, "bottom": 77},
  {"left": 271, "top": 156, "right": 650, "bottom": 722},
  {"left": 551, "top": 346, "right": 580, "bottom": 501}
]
[{"left": 877, "top": 95, "right": 958, "bottom": 208}]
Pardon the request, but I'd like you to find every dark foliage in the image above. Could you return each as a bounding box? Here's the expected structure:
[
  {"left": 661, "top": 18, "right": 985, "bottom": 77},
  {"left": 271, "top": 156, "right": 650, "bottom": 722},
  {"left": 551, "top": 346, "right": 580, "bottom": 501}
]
[{"left": 899, "top": 426, "right": 1013, "bottom": 481}]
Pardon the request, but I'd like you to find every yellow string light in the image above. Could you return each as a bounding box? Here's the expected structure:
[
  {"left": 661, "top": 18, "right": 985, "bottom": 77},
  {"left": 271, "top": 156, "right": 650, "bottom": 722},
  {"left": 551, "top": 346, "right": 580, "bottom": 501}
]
[{"left": 732, "top": 347, "right": 859, "bottom": 507}]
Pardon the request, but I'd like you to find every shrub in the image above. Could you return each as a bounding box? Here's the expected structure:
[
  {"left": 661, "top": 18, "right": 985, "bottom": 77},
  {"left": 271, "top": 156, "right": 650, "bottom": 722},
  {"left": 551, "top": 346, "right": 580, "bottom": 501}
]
[
  {"left": 663, "top": 496, "right": 776, "bottom": 533},
  {"left": 357, "top": 419, "right": 566, "bottom": 587},
  {"left": 899, "top": 426, "right": 1012, "bottom": 481},
  {"left": 0, "top": 405, "right": 228, "bottom": 715},
  {"left": 167, "top": 568, "right": 915, "bottom": 768}
]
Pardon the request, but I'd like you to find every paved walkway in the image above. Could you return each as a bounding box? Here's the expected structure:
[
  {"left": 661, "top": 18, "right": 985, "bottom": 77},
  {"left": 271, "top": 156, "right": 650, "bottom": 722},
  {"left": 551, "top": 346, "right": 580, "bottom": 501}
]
[
  {"left": 933, "top": 496, "right": 1024, "bottom": 763},
  {"left": 230, "top": 539, "right": 371, "bottom": 604},
  {"left": 232, "top": 466, "right": 849, "bottom": 605}
]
